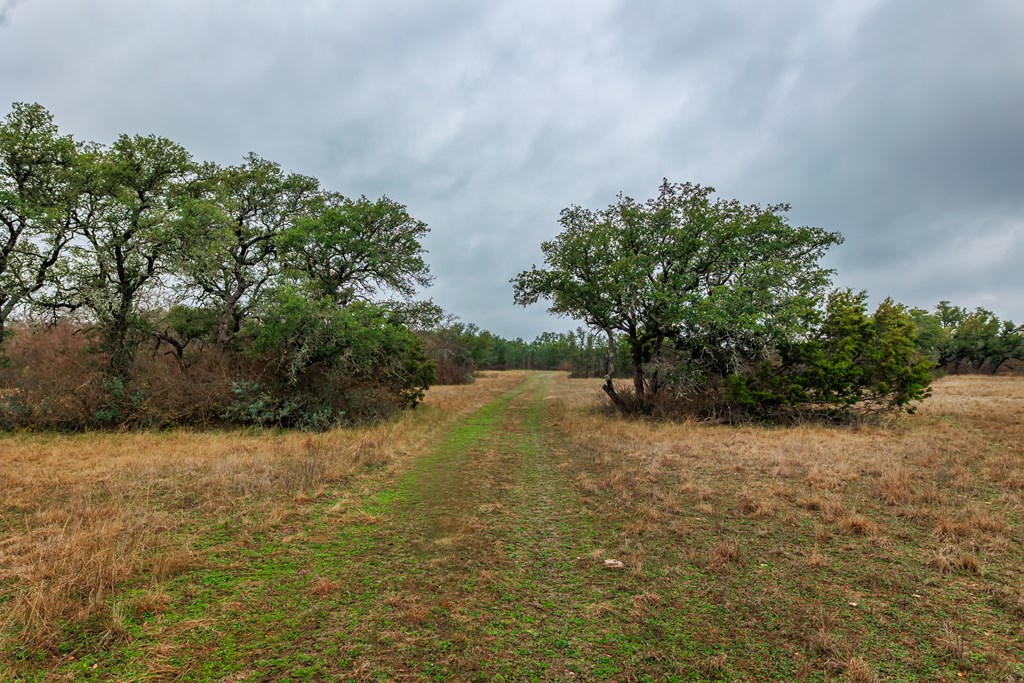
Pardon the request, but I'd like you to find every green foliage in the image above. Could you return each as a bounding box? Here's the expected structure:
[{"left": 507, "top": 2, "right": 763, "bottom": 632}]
[
  {"left": 92, "top": 377, "right": 147, "bottom": 428},
  {"left": 908, "top": 307, "right": 946, "bottom": 364},
  {"left": 64, "top": 133, "right": 195, "bottom": 379},
  {"left": 726, "top": 291, "right": 934, "bottom": 420},
  {"left": 163, "top": 304, "right": 219, "bottom": 345},
  {"left": 176, "top": 154, "right": 320, "bottom": 347},
  {"left": 909, "top": 301, "right": 1022, "bottom": 372},
  {"left": 280, "top": 194, "right": 432, "bottom": 305},
  {"left": 513, "top": 179, "right": 844, "bottom": 412},
  {"left": 241, "top": 289, "right": 435, "bottom": 428},
  {"left": 0, "top": 102, "right": 79, "bottom": 344},
  {"left": 223, "top": 380, "right": 335, "bottom": 431}
]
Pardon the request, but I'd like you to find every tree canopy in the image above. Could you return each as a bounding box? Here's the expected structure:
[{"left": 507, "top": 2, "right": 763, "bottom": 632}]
[
  {"left": 0, "top": 103, "right": 79, "bottom": 343},
  {"left": 513, "top": 180, "right": 845, "bottom": 414}
]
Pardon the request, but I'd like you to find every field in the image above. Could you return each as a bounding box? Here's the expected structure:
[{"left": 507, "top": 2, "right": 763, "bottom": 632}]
[{"left": 1, "top": 372, "right": 1022, "bottom": 681}]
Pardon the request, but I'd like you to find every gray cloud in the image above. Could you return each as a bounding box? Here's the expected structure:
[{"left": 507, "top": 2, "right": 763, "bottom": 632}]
[
  {"left": 2, "top": 0, "right": 1021, "bottom": 336},
  {"left": 0, "top": 0, "right": 28, "bottom": 24}
]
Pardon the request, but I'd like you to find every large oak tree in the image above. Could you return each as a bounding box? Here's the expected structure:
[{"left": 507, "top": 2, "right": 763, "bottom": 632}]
[
  {"left": 512, "top": 180, "right": 843, "bottom": 411},
  {"left": 66, "top": 134, "right": 194, "bottom": 380}
]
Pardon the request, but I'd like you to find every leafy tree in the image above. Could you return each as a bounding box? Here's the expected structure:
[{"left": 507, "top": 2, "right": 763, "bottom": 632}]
[
  {"left": 908, "top": 307, "right": 947, "bottom": 364},
  {"left": 947, "top": 308, "right": 1020, "bottom": 371},
  {"left": 935, "top": 300, "right": 968, "bottom": 331},
  {"left": 0, "top": 103, "right": 79, "bottom": 344},
  {"left": 177, "top": 154, "right": 319, "bottom": 347},
  {"left": 154, "top": 303, "right": 219, "bottom": 370},
  {"left": 65, "top": 134, "right": 194, "bottom": 380},
  {"left": 279, "top": 193, "right": 433, "bottom": 305},
  {"left": 513, "top": 180, "right": 842, "bottom": 412}
]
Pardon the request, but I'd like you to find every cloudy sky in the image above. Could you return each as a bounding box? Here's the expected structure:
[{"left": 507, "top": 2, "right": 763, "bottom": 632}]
[{"left": 2, "top": 0, "right": 1022, "bottom": 338}]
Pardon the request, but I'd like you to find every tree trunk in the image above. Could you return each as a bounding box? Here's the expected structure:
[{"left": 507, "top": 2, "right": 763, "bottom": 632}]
[
  {"left": 106, "top": 298, "right": 136, "bottom": 384},
  {"left": 107, "top": 326, "right": 133, "bottom": 384},
  {"left": 631, "top": 344, "right": 646, "bottom": 399},
  {"left": 217, "top": 293, "right": 240, "bottom": 347},
  {"left": 602, "top": 329, "right": 630, "bottom": 413}
]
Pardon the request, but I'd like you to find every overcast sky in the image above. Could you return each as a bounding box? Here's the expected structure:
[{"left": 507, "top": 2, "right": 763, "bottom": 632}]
[{"left": 2, "top": 0, "right": 1022, "bottom": 338}]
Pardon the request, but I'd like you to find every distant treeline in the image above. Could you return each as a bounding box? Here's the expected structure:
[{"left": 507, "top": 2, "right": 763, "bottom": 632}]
[
  {"left": 910, "top": 302, "right": 1024, "bottom": 375},
  {"left": 420, "top": 324, "right": 632, "bottom": 384}
]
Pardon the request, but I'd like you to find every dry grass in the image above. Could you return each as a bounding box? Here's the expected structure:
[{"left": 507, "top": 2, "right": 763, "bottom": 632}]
[
  {"left": 843, "top": 656, "right": 879, "bottom": 683},
  {"left": 3, "top": 371, "right": 1021, "bottom": 679},
  {"left": 709, "top": 539, "right": 741, "bottom": 566},
  {"left": 550, "top": 374, "right": 1024, "bottom": 678},
  {"left": 0, "top": 371, "right": 527, "bottom": 656}
]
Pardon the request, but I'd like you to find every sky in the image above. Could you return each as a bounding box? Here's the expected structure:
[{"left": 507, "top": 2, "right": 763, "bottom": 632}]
[{"left": 2, "top": 0, "right": 1022, "bottom": 339}]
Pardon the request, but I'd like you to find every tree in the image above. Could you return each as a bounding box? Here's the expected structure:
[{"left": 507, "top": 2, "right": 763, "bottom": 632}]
[
  {"left": 947, "top": 308, "right": 1020, "bottom": 371},
  {"left": 512, "top": 180, "right": 843, "bottom": 413},
  {"left": 0, "top": 103, "right": 79, "bottom": 345},
  {"left": 177, "top": 154, "right": 320, "bottom": 347},
  {"left": 234, "top": 287, "right": 435, "bottom": 428},
  {"left": 66, "top": 134, "right": 193, "bottom": 381},
  {"left": 908, "top": 306, "right": 947, "bottom": 364},
  {"left": 279, "top": 193, "right": 433, "bottom": 305}
]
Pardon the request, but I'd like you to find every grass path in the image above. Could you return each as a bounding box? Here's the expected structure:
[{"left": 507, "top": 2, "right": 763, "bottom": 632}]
[{"left": 52, "top": 372, "right": 696, "bottom": 681}]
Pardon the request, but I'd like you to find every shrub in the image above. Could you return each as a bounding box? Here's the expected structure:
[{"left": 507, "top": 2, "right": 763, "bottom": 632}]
[
  {"left": 241, "top": 289, "right": 435, "bottom": 428},
  {"left": 725, "top": 290, "right": 933, "bottom": 421}
]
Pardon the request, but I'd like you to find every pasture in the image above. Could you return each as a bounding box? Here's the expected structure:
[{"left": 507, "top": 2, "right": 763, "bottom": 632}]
[{"left": 1, "top": 372, "right": 1022, "bottom": 681}]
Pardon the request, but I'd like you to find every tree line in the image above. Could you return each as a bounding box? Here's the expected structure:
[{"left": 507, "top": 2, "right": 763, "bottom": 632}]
[
  {"left": 910, "top": 303, "right": 1023, "bottom": 375},
  {"left": 1, "top": 102, "right": 435, "bottom": 429},
  {"left": 3, "top": 102, "right": 1018, "bottom": 429},
  {"left": 420, "top": 323, "right": 634, "bottom": 383}
]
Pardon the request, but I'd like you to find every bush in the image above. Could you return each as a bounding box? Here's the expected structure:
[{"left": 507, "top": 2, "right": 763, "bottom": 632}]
[
  {"left": 725, "top": 290, "right": 933, "bottom": 421},
  {"left": 241, "top": 289, "right": 435, "bottom": 427},
  {"left": 0, "top": 295, "right": 436, "bottom": 431}
]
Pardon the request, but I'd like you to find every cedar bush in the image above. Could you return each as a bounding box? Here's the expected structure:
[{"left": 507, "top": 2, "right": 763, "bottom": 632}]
[{"left": 724, "top": 290, "right": 934, "bottom": 421}]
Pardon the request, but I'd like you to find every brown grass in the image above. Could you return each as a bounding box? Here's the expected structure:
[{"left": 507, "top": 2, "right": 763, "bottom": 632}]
[
  {"left": 550, "top": 373, "right": 1024, "bottom": 678},
  {"left": 0, "top": 371, "right": 528, "bottom": 656},
  {"left": 709, "top": 539, "right": 741, "bottom": 566},
  {"left": 843, "top": 656, "right": 879, "bottom": 683}
]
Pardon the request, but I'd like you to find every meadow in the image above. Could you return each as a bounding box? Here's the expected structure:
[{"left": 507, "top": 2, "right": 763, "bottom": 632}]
[{"left": 1, "top": 372, "right": 1021, "bottom": 681}]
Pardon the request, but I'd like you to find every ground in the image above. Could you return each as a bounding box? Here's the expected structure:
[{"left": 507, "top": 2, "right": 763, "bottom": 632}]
[{"left": 1, "top": 372, "right": 1022, "bottom": 681}]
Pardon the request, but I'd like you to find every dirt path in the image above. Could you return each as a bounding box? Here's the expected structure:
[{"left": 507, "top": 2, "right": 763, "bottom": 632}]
[
  {"left": 68, "top": 372, "right": 673, "bottom": 681},
  {"left": 312, "top": 372, "right": 664, "bottom": 680}
]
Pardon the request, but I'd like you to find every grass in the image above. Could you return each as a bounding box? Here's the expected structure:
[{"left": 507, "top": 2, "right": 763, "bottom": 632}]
[
  {"left": 1, "top": 372, "right": 1022, "bottom": 680},
  {"left": 0, "top": 371, "right": 527, "bottom": 678},
  {"left": 555, "top": 374, "right": 1024, "bottom": 680}
]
